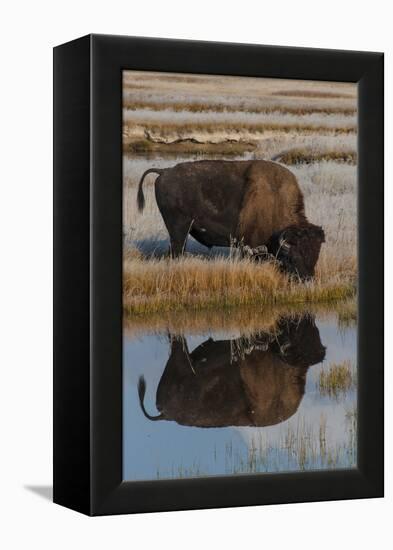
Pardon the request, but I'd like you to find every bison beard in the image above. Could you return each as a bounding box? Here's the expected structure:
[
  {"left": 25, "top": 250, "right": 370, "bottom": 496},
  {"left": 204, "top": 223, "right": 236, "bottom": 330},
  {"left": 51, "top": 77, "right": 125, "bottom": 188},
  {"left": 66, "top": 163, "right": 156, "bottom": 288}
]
[{"left": 136, "top": 160, "right": 325, "bottom": 278}]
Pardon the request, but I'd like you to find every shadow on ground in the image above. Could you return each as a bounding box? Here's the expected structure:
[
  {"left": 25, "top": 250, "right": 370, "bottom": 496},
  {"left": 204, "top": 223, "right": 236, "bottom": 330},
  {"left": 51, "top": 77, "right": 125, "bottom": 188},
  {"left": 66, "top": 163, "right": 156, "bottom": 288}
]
[
  {"left": 24, "top": 485, "right": 52, "bottom": 501},
  {"left": 129, "top": 237, "right": 232, "bottom": 259}
]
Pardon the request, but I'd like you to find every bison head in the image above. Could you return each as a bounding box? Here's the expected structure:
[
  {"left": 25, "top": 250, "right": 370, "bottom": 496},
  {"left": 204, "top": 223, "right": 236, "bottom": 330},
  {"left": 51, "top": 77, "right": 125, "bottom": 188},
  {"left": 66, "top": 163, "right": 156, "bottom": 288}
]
[{"left": 266, "top": 223, "right": 325, "bottom": 280}]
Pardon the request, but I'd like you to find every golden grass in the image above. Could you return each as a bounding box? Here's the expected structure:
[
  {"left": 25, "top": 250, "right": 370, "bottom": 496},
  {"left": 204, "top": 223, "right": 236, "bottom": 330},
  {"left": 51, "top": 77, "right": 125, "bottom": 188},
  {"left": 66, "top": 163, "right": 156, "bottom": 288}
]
[
  {"left": 123, "top": 254, "right": 356, "bottom": 315},
  {"left": 123, "top": 100, "right": 357, "bottom": 116},
  {"left": 274, "top": 148, "right": 357, "bottom": 166},
  {"left": 318, "top": 360, "right": 357, "bottom": 398},
  {"left": 124, "top": 121, "right": 357, "bottom": 138}
]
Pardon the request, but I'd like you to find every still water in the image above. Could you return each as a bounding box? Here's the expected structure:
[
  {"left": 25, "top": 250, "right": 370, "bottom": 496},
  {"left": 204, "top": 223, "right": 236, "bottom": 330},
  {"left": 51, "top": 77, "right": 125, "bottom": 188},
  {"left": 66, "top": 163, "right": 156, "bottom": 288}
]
[{"left": 123, "top": 311, "right": 357, "bottom": 481}]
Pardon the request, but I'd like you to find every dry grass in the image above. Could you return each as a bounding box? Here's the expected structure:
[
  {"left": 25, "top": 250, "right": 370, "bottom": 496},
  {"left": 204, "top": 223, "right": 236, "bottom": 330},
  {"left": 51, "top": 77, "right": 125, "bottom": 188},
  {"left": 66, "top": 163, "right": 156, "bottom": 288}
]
[
  {"left": 123, "top": 100, "right": 357, "bottom": 116},
  {"left": 123, "top": 71, "right": 356, "bottom": 130},
  {"left": 318, "top": 360, "right": 357, "bottom": 399},
  {"left": 123, "top": 254, "right": 355, "bottom": 315},
  {"left": 125, "top": 138, "right": 256, "bottom": 156},
  {"left": 122, "top": 72, "right": 356, "bottom": 100},
  {"left": 273, "top": 148, "right": 357, "bottom": 165},
  {"left": 123, "top": 121, "right": 356, "bottom": 140},
  {"left": 338, "top": 299, "right": 357, "bottom": 327},
  {"left": 275, "top": 90, "right": 355, "bottom": 99}
]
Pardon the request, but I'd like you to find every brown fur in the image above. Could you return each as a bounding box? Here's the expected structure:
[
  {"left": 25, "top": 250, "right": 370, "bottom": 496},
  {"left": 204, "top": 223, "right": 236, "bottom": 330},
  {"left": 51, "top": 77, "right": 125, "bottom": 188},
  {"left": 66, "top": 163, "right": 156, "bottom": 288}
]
[
  {"left": 136, "top": 160, "right": 324, "bottom": 276},
  {"left": 137, "top": 160, "right": 307, "bottom": 254},
  {"left": 237, "top": 161, "right": 306, "bottom": 247},
  {"left": 266, "top": 223, "right": 325, "bottom": 279}
]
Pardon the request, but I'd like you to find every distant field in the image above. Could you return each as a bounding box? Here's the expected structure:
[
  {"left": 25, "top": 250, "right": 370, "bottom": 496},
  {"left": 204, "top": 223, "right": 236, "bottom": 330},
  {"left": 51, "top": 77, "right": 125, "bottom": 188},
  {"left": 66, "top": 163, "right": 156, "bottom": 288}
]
[{"left": 122, "top": 71, "right": 357, "bottom": 314}]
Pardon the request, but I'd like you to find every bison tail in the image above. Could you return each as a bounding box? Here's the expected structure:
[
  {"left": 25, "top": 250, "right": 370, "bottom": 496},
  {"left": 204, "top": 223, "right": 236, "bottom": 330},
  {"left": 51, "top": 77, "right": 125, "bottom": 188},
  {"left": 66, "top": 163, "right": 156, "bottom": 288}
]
[
  {"left": 137, "top": 168, "right": 163, "bottom": 212},
  {"left": 137, "top": 376, "right": 164, "bottom": 421}
]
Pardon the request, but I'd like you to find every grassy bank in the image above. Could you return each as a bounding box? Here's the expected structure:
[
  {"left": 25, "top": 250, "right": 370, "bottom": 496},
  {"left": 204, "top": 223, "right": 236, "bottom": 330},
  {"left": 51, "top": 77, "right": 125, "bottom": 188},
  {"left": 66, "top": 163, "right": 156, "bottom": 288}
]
[{"left": 123, "top": 253, "right": 356, "bottom": 315}]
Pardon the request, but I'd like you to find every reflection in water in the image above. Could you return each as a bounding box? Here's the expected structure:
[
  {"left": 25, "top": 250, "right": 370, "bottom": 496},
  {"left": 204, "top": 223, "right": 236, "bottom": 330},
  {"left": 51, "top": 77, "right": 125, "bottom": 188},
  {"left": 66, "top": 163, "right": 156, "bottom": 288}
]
[
  {"left": 123, "top": 309, "right": 357, "bottom": 481},
  {"left": 138, "top": 315, "right": 325, "bottom": 428}
]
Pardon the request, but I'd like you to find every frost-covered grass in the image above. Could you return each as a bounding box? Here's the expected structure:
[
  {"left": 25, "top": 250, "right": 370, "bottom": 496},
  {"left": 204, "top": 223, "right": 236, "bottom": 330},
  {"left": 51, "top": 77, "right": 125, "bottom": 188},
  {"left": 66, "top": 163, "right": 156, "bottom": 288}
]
[
  {"left": 123, "top": 107, "right": 357, "bottom": 127},
  {"left": 123, "top": 121, "right": 356, "bottom": 147},
  {"left": 122, "top": 71, "right": 356, "bottom": 101}
]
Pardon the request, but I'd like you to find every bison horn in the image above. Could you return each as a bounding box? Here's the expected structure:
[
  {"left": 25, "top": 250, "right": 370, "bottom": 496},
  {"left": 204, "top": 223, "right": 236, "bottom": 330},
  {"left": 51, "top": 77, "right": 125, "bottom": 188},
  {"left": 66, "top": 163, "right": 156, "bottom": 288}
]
[{"left": 279, "top": 237, "right": 290, "bottom": 250}]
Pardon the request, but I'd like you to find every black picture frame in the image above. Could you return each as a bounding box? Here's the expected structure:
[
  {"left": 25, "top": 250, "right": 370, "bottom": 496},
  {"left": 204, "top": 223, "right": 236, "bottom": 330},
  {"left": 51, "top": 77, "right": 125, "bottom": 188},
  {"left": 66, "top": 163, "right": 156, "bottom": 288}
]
[{"left": 53, "top": 34, "right": 384, "bottom": 516}]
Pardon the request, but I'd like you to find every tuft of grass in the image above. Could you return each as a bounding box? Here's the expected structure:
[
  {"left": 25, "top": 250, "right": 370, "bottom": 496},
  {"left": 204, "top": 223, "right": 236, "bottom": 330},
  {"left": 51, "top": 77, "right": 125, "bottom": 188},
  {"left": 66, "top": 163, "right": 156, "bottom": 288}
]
[
  {"left": 123, "top": 254, "right": 356, "bottom": 315},
  {"left": 274, "top": 148, "right": 357, "bottom": 166},
  {"left": 338, "top": 300, "right": 357, "bottom": 327},
  {"left": 318, "top": 360, "right": 357, "bottom": 399}
]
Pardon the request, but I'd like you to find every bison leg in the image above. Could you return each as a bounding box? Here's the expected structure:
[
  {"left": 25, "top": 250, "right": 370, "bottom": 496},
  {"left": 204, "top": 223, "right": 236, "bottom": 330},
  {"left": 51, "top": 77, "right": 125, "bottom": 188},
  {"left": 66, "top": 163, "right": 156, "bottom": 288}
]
[{"left": 166, "top": 217, "right": 194, "bottom": 258}]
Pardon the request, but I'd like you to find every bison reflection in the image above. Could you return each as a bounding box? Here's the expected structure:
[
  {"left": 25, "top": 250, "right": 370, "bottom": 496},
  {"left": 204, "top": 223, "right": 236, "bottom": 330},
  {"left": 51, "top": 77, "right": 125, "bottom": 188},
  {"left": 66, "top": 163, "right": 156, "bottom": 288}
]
[{"left": 138, "top": 315, "right": 325, "bottom": 428}]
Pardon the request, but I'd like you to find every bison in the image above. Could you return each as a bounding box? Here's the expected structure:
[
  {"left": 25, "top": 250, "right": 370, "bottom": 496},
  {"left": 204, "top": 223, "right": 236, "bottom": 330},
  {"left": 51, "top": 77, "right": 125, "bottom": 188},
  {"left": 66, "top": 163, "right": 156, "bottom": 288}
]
[
  {"left": 137, "top": 315, "right": 326, "bottom": 428},
  {"left": 137, "top": 159, "right": 324, "bottom": 278}
]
